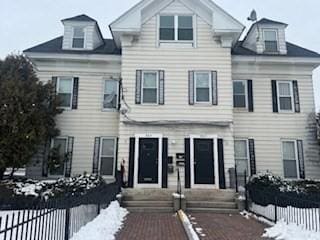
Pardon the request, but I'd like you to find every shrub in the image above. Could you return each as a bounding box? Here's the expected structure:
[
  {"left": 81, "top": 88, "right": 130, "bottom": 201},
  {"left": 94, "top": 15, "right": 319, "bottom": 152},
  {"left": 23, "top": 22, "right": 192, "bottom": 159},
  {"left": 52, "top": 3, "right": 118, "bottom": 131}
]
[{"left": 246, "top": 173, "right": 320, "bottom": 208}]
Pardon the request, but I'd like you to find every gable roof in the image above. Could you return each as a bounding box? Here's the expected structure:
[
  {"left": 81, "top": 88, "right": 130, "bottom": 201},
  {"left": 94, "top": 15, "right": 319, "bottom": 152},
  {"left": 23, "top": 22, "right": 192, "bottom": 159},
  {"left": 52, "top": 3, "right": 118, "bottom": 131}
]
[
  {"left": 232, "top": 41, "right": 320, "bottom": 58},
  {"left": 256, "top": 18, "right": 288, "bottom": 26},
  {"left": 23, "top": 36, "right": 121, "bottom": 55},
  {"left": 61, "top": 14, "right": 97, "bottom": 22}
]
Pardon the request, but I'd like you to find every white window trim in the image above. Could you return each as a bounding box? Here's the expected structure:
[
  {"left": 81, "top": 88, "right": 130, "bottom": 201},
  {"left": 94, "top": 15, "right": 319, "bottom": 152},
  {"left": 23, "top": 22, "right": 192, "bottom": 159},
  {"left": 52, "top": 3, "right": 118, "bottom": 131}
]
[
  {"left": 102, "top": 80, "right": 119, "bottom": 111},
  {"left": 194, "top": 71, "right": 212, "bottom": 104},
  {"left": 158, "top": 14, "right": 195, "bottom": 44},
  {"left": 263, "top": 28, "right": 279, "bottom": 52},
  {"left": 141, "top": 71, "right": 159, "bottom": 105},
  {"left": 281, "top": 139, "right": 300, "bottom": 179},
  {"left": 71, "top": 26, "right": 87, "bottom": 50},
  {"left": 234, "top": 139, "right": 250, "bottom": 176},
  {"left": 99, "top": 137, "right": 117, "bottom": 178},
  {"left": 233, "top": 80, "right": 248, "bottom": 109},
  {"left": 49, "top": 136, "right": 68, "bottom": 177},
  {"left": 277, "top": 80, "right": 294, "bottom": 113},
  {"left": 134, "top": 133, "right": 163, "bottom": 188},
  {"left": 56, "top": 77, "right": 74, "bottom": 110}
]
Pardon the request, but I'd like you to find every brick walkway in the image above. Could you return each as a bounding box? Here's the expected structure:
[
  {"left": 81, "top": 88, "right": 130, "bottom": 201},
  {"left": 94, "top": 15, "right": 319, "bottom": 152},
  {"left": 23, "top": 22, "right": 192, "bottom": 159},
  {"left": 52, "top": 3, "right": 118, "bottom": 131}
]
[
  {"left": 116, "top": 212, "right": 271, "bottom": 240},
  {"left": 115, "top": 213, "right": 187, "bottom": 240},
  {"left": 189, "top": 213, "right": 270, "bottom": 240}
]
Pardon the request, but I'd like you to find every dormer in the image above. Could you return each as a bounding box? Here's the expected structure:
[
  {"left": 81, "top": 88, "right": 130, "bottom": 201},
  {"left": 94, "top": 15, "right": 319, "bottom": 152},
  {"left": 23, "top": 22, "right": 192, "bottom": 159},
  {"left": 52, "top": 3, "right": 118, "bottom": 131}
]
[
  {"left": 61, "top": 14, "right": 104, "bottom": 51},
  {"left": 242, "top": 18, "right": 288, "bottom": 55},
  {"left": 109, "top": 0, "right": 244, "bottom": 48}
]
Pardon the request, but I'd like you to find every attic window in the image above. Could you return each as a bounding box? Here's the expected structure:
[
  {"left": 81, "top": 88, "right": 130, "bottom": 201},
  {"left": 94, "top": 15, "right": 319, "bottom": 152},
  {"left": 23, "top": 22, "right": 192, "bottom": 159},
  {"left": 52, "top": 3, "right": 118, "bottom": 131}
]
[
  {"left": 72, "top": 27, "right": 85, "bottom": 48},
  {"left": 159, "top": 15, "right": 193, "bottom": 42},
  {"left": 263, "top": 29, "right": 278, "bottom": 52}
]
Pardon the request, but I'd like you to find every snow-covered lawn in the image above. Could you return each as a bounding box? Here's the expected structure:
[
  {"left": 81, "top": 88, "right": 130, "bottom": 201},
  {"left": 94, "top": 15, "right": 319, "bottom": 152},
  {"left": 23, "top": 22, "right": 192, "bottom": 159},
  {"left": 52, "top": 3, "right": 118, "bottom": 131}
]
[
  {"left": 70, "top": 201, "right": 128, "bottom": 240},
  {"left": 263, "top": 220, "right": 320, "bottom": 240}
]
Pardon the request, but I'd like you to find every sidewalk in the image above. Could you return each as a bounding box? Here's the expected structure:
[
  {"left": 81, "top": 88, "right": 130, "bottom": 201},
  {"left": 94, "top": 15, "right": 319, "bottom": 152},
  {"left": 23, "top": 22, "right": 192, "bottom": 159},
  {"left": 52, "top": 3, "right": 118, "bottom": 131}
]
[{"left": 116, "top": 212, "right": 271, "bottom": 240}]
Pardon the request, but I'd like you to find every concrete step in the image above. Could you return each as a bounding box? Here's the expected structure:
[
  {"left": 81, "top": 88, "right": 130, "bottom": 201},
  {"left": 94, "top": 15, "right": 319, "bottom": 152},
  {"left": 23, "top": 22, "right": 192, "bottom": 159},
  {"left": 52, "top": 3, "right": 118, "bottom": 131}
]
[
  {"left": 122, "top": 189, "right": 174, "bottom": 201},
  {"left": 126, "top": 206, "right": 174, "bottom": 213},
  {"left": 186, "top": 208, "right": 239, "bottom": 214},
  {"left": 122, "top": 201, "right": 173, "bottom": 208},
  {"left": 187, "top": 201, "right": 237, "bottom": 209},
  {"left": 184, "top": 189, "right": 236, "bottom": 202}
]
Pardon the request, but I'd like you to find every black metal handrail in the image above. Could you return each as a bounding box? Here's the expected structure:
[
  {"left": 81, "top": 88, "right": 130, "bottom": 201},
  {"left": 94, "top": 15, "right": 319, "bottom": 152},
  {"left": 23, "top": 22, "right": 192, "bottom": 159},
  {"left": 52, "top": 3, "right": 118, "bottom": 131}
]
[{"left": 176, "top": 168, "right": 182, "bottom": 210}]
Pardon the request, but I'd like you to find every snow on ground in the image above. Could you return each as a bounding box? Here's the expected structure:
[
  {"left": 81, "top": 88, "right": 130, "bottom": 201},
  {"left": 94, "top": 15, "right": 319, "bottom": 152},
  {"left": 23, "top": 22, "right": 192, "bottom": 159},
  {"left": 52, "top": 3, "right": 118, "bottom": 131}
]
[
  {"left": 70, "top": 201, "right": 128, "bottom": 240},
  {"left": 263, "top": 219, "right": 320, "bottom": 240}
]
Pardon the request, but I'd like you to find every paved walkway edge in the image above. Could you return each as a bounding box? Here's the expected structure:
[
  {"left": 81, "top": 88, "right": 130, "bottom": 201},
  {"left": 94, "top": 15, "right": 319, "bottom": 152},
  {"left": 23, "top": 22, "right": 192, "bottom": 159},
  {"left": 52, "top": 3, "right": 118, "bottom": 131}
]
[{"left": 178, "top": 210, "right": 200, "bottom": 240}]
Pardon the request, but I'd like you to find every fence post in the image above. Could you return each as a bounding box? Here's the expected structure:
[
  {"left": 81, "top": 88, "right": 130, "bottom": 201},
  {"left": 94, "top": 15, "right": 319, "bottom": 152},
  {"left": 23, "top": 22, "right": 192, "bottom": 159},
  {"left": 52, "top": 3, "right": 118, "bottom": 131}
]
[
  {"left": 64, "top": 207, "right": 70, "bottom": 240},
  {"left": 97, "top": 202, "right": 101, "bottom": 215},
  {"left": 235, "top": 165, "right": 238, "bottom": 193},
  {"left": 274, "top": 196, "right": 278, "bottom": 223}
]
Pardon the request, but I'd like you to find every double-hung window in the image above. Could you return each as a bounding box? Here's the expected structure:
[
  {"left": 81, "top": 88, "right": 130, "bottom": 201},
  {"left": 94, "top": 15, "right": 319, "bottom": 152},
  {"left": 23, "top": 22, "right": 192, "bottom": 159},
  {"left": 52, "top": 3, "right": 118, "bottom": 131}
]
[
  {"left": 159, "top": 15, "right": 193, "bottom": 42},
  {"left": 234, "top": 140, "right": 249, "bottom": 176},
  {"left": 57, "top": 77, "right": 73, "bottom": 108},
  {"left": 277, "top": 81, "right": 294, "bottom": 112},
  {"left": 103, "top": 80, "right": 118, "bottom": 110},
  {"left": 263, "top": 29, "right": 278, "bottom": 52},
  {"left": 233, "top": 80, "right": 247, "bottom": 108},
  {"left": 72, "top": 26, "right": 85, "bottom": 49},
  {"left": 194, "top": 72, "right": 211, "bottom": 103},
  {"left": 142, "top": 71, "right": 158, "bottom": 104},
  {"left": 100, "top": 138, "right": 116, "bottom": 177},
  {"left": 282, "top": 140, "right": 298, "bottom": 179},
  {"left": 50, "top": 137, "right": 67, "bottom": 176}
]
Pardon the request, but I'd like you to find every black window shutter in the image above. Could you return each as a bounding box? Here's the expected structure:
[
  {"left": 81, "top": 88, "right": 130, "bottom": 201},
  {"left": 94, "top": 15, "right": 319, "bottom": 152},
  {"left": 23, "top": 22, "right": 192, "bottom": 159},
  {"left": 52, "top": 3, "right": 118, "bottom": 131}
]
[
  {"left": 212, "top": 71, "right": 218, "bottom": 105},
  {"left": 188, "top": 71, "right": 195, "bottom": 105},
  {"left": 115, "top": 137, "right": 120, "bottom": 182},
  {"left": 293, "top": 80, "right": 300, "bottom": 113},
  {"left": 42, "top": 141, "right": 50, "bottom": 177},
  {"left": 248, "top": 80, "right": 254, "bottom": 112},
  {"left": 135, "top": 70, "right": 142, "bottom": 104},
  {"left": 248, "top": 139, "right": 256, "bottom": 175},
  {"left": 128, "top": 138, "right": 135, "bottom": 188},
  {"left": 72, "top": 77, "right": 79, "bottom": 109},
  {"left": 218, "top": 139, "right": 226, "bottom": 189},
  {"left": 117, "top": 80, "right": 122, "bottom": 110},
  {"left": 159, "top": 70, "right": 165, "bottom": 105},
  {"left": 65, "top": 136, "right": 74, "bottom": 177},
  {"left": 162, "top": 138, "right": 168, "bottom": 188},
  {"left": 271, "top": 80, "right": 278, "bottom": 113},
  {"left": 52, "top": 77, "right": 58, "bottom": 95},
  {"left": 184, "top": 138, "right": 191, "bottom": 188},
  {"left": 92, "top": 137, "right": 101, "bottom": 174},
  {"left": 297, "top": 140, "right": 305, "bottom": 179}
]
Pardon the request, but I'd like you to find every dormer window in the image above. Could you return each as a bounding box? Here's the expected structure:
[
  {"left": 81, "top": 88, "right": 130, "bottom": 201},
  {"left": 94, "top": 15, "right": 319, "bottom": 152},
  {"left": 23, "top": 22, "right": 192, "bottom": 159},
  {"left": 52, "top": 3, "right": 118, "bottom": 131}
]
[
  {"left": 159, "top": 15, "right": 193, "bottom": 42},
  {"left": 72, "top": 27, "right": 85, "bottom": 49},
  {"left": 263, "top": 29, "right": 278, "bottom": 52}
]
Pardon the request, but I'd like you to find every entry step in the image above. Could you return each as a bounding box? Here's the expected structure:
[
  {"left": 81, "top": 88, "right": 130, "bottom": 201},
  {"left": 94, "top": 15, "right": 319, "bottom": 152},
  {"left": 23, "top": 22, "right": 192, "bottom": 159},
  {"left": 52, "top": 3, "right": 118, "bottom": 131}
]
[{"left": 187, "top": 201, "right": 237, "bottom": 209}]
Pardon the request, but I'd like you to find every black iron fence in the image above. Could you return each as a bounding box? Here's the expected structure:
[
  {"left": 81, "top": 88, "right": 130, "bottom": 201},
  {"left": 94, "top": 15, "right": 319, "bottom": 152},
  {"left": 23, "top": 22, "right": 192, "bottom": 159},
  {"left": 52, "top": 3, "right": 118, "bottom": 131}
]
[
  {"left": 237, "top": 169, "right": 320, "bottom": 233},
  {"left": 0, "top": 182, "right": 120, "bottom": 240},
  {"left": 176, "top": 168, "right": 182, "bottom": 210}
]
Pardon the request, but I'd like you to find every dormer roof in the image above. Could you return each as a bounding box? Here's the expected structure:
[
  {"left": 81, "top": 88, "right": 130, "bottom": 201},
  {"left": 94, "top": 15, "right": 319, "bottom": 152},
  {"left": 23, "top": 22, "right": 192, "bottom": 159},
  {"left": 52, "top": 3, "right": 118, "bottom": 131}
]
[
  {"left": 62, "top": 14, "right": 97, "bottom": 23},
  {"left": 256, "top": 18, "right": 288, "bottom": 27}
]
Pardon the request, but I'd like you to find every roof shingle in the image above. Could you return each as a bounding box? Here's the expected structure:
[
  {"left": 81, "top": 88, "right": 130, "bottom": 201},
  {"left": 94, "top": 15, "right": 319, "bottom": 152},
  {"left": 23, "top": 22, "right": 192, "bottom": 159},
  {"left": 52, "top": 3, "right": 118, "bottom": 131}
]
[{"left": 61, "top": 14, "right": 97, "bottom": 22}]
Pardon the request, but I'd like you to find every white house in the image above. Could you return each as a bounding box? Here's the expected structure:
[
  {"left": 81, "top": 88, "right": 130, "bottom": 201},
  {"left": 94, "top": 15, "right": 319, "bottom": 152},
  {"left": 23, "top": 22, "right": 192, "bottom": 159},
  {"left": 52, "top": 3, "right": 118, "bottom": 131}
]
[{"left": 24, "top": 0, "right": 320, "bottom": 190}]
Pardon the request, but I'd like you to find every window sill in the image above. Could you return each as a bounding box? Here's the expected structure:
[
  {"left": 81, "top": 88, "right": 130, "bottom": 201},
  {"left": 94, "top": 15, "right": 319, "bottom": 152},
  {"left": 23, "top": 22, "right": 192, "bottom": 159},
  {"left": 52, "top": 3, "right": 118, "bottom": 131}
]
[
  {"left": 159, "top": 42, "right": 194, "bottom": 48},
  {"left": 233, "top": 108, "right": 249, "bottom": 113},
  {"left": 102, "top": 108, "right": 119, "bottom": 112},
  {"left": 277, "top": 111, "right": 296, "bottom": 114},
  {"left": 58, "top": 107, "right": 72, "bottom": 111}
]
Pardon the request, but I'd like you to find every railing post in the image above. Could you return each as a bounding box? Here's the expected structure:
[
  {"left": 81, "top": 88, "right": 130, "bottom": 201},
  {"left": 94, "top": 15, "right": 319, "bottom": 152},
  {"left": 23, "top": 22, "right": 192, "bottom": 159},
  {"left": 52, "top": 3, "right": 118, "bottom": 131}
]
[
  {"left": 235, "top": 165, "right": 238, "bottom": 193},
  {"left": 64, "top": 207, "right": 70, "bottom": 240},
  {"left": 244, "top": 170, "right": 249, "bottom": 211},
  {"left": 97, "top": 202, "right": 101, "bottom": 215},
  {"left": 274, "top": 196, "right": 278, "bottom": 223}
]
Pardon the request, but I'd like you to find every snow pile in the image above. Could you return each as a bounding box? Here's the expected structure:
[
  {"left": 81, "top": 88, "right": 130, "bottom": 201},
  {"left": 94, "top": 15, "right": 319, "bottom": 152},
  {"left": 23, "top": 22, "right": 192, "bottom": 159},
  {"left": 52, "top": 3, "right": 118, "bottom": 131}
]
[
  {"left": 263, "top": 220, "right": 320, "bottom": 240},
  {"left": 70, "top": 201, "right": 128, "bottom": 240},
  {"left": 240, "top": 211, "right": 274, "bottom": 226}
]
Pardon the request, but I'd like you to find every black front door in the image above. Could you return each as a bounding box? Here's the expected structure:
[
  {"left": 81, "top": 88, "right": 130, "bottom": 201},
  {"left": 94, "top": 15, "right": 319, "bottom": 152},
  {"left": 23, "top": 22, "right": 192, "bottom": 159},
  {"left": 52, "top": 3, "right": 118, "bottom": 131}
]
[
  {"left": 194, "top": 139, "right": 214, "bottom": 184},
  {"left": 138, "top": 138, "right": 159, "bottom": 184}
]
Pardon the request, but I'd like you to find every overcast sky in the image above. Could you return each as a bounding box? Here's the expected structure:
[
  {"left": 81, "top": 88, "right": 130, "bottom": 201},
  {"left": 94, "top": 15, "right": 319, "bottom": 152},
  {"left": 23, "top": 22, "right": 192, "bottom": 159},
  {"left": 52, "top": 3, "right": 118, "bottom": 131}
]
[{"left": 1, "top": 0, "right": 319, "bottom": 110}]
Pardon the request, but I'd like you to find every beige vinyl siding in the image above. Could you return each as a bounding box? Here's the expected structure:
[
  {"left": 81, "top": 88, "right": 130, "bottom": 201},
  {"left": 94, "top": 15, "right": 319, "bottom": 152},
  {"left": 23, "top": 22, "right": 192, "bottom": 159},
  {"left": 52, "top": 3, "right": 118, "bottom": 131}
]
[
  {"left": 33, "top": 59, "right": 121, "bottom": 176},
  {"left": 118, "top": 1, "right": 235, "bottom": 188},
  {"left": 232, "top": 61, "right": 320, "bottom": 179}
]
